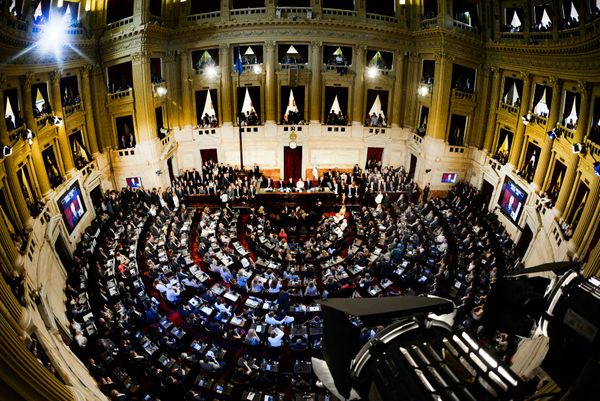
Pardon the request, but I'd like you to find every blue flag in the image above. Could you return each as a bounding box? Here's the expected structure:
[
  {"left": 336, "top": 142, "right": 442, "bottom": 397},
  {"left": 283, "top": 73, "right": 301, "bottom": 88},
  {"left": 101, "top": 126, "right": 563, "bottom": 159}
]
[{"left": 234, "top": 49, "right": 243, "bottom": 77}]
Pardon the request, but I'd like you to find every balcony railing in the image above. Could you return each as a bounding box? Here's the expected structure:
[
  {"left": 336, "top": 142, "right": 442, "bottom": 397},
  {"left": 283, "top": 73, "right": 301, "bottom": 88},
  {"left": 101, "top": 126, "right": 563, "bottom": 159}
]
[
  {"left": 276, "top": 7, "right": 312, "bottom": 19},
  {"left": 530, "top": 31, "right": 553, "bottom": 40},
  {"left": 8, "top": 126, "right": 26, "bottom": 143},
  {"left": 114, "top": 148, "right": 136, "bottom": 157},
  {"left": 585, "top": 138, "right": 600, "bottom": 158},
  {"left": 556, "top": 124, "right": 575, "bottom": 141},
  {"left": 500, "top": 31, "right": 525, "bottom": 40},
  {"left": 63, "top": 102, "right": 83, "bottom": 117},
  {"left": 420, "top": 17, "right": 438, "bottom": 29},
  {"left": 187, "top": 11, "right": 221, "bottom": 22},
  {"left": 451, "top": 88, "right": 475, "bottom": 101},
  {"left": 35, "top": 115, "right": 50, "bottom": 129},
  {"left": 324, "top": 125, "right": 348, "bottom": 134},
  {"left": 453, "top": 19, "right": 478, "bottom": 33},
  {"left": 230, "top": 7, "right": 266, "bottom": 17},
  {"left": 323, "top": 8, "right": 358, "bottom": 18},
  {"left": 366, "top": 13, "right": 399, "bottom": 24},
  {"left": 107, "top": 88, "right": 133, "bottom": 101},
  {"left": 279, "top": 63, "right": 307, "bottom": 70},
  {"left": 499, "top": 102, "right": 519, "bottom": 114},
  {"left": 364, "top": 127, "right": 388, "bottom": 136},
  {"left": 558, "top": 27, "right": 581, "bottom": 40},
  {"left": 106, "top": 16, "right": 134, "bottom": 31},
  {"left": 81, "top": 160, "right": 98, "bottom": 177}
]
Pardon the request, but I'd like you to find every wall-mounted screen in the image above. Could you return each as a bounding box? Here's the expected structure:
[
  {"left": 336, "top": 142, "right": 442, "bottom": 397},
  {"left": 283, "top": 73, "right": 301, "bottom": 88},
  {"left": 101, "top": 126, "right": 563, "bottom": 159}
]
[
  {"left": 441, "top": 173, "right": 457, "bottom": 183},
  {"left": 57, "top": 181, "right": 87, "bottom": 233},
  {"left": 497, "top": 176, "right": 528, "bottom": 223},
  {"left": 126, "top": 177, "right": 143, "bottom": 188}
]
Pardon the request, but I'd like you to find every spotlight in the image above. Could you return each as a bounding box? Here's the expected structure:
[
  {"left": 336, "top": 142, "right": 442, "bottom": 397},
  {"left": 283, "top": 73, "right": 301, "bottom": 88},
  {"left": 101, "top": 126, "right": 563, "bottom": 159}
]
[
  {"left": 252, "top": 64, "right": 262, "bottom": 74},
  {"left": 2, "top": 146, "right": 12, "bottom": 157},
  {"left": 38, "top": 15, "right": 69, "bottom": 58},
  {"left": 366, "top": 66, "right": 378, "bottom": 79},
  {"left": 594, "top": 162, "right": 600, "bottom": 177},
  {"left": 204, "top": 65, "right": 217, "bottom": 79},
  {"left": 547, "top": 128, "right": 560, "bottom": 140},
  {"left": 156, "top": 86, "right": 168, "bottom": 96},
  {"left": 522, "top": 113, "right": 533, "bottom": 125},
  {"left": 52, "top": 116, "right": 63, "bottom": 126},
  {"left": 572, "top": 143, "right": 586, "bottom": 154},
  {"left": 417, "top": 84, "right": 430, "bottom": 97}
]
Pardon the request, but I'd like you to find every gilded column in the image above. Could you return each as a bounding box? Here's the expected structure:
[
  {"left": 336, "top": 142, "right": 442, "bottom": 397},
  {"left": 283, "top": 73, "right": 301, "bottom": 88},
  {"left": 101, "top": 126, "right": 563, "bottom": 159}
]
[
  {"left": 428, "top": 52, "right": 453, "bottom": 140},
  {"left": 352, "top": 45, "right": 366, "bottom": 124},
  {"left": 533, "top": 78, "right": 561, "bottom": 190},
  {"left": 584, "top": 242, "right": 600, "bottom": 278},
  {"left": 219, "top": 44, "right": 232, "bottom": 125},
  {"left": 403, "top": 53, "right": 420, "bottom": 128},
  {"left": 508, "top": 73, "right": 531, "bottom": 167},
  {"left": 556, "top": 82, "right": 590, "bottom": 214},
  {"left": 22, "top": 74, "right": 51, "bottom": 196},
  {"left": 482, "top": 68, "right": 502, "bottom": 152},
  {"left": 470, "top": 65, "right": 492, "bottom": 148},
  {"left": 264, "top": 40, "right": 277, "bottom": 124},
  {"left": 179, "top": 51, "right": 194, "bottom": 127},
  {"left": 572, "top": 180, "right": 599, "bottom": 253},
  {"left": 309, "top": 41, "right": 322, "bottom": 123},
  {"left": 50, "top": 70, "right": 75, "bottom": 173},
  {"left": 80, "top": 65, "right": 99, "bottom": 155},
  {"left": 131, "top": 49, "right": 156, "bottom": 143},
  {"left": 390, "top": 50, "right": 406, "bottom": 128}
]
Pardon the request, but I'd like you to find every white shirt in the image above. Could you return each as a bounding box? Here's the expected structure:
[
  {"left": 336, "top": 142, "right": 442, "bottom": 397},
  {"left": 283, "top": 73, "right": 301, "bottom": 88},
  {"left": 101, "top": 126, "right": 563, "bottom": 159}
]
[{"left": 166, "top": 286, "right": 181, "bottom": 302}]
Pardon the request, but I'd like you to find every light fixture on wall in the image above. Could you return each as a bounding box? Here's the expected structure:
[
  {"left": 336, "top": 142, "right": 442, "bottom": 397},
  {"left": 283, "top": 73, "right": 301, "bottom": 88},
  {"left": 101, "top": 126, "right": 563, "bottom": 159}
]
[
  {"left": 23, "top": 129, "right": 35, "bottom": 145},
  {"left": 156, "top": 86, "right": 168, "bottom": 96},
  {"left": 1, "top": 146, "right": 12, "bottom": 157},
  {"left": 522, "top": 112, "right": 533, "bottom": 125},
  {"left": 289, "top": 130, "right": 298, "bottom": 149},
  {"left": 253, "top": 64, "right": 262, "bottom": 74},
  {"left": 547, "top": 128, "right": 561, "bottom": 140},
  {"left": 572, "top": 143, "right": 586, "bottom": 154},
  {"left": 366, "top": 66, "right": 378, "bottom": 79},
  {"left": 417, "top": 84, "right": 430, "bottom": 97},
  {"left": 205, "top": 65, "right": 217, "bottom": 79},
  {"left": 593, "top": 162, "right": 600, "bottom": 176},
  {"left": 52, "top": 116, "right": 63, "bottom": 126}
]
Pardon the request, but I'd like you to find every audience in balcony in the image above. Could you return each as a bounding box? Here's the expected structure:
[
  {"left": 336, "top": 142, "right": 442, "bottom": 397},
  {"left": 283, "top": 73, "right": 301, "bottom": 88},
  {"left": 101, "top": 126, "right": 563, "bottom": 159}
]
[
  {"left": 33, "top": 101, "right": 52, "bottom": 119},
  {"left": 151, "top": 74, "right": 165, "bottom": 84},
  {"left": 108, "top": 82, "right": 132, "bottom": 94},
  {"left": 364, "top": 112, "right": 386, "bottom": 127},
  {"left": 238, "top": 110, "right": 260, "bottom": 126},
  {"left": 199, "top": 113, "right": 219, "bottom": 128},
  {"left": 531, "top": 20, "right": 553, "bottom": 32},
  {"left": 62, "top": 92, "right": 81, "bottom": 107},
  {"left": 590, "top": 123, "right": 600, "bottom": 143},
  {"left": 326, "top": 111, "right": 347, "bottom": 125},
  {"left": 119, "top": 132, "right": 137, "bottom": 149},
  {"left": 493, "top": 148, "right": 509, "bottom": 165},
  {"left": 452, "top": 76, "right": 473, "bottom": 93},
  {"left": 282, "top": 110, "right": 304, "bottom": 125},
  {"left": 564, "top": 118, "right": 577, "bottom": 130}
]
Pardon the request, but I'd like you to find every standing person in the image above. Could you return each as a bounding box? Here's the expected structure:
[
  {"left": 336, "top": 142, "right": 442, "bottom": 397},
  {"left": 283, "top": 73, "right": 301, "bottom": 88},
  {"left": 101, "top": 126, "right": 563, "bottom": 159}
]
[{"left": 422, "top": 183, "right": 430, "bottom": 203}]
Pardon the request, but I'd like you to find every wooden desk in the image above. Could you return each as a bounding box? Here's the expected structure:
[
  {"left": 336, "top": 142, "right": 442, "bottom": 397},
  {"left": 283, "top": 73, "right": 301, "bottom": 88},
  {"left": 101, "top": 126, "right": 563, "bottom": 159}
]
[{"left": 256, "top": 188, "right": 337, "bottom": 208}]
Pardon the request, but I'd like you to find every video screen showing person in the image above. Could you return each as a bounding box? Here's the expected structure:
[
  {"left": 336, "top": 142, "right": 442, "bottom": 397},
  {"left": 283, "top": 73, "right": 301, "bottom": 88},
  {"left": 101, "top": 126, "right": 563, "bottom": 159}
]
[
  {"left": 498, "top": 176, "right": 527, "bottom": 222},
  {"left": 58, "top": 182, "right": 87, "bottom": 232},
  {"left": 441, "top": 173, "right": 457, "bottom": 183}
]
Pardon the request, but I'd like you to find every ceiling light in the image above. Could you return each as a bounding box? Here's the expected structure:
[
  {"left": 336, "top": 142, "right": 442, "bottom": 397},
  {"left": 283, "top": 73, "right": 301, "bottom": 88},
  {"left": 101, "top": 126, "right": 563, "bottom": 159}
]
[{"left": 38, "top": 15, "right": 69, "bottom": 58}]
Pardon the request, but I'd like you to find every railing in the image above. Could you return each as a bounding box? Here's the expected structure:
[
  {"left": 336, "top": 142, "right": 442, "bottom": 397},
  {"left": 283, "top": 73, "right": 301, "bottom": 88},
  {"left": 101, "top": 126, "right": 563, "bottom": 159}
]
[
  {"left": 452, "top": 88, "right": 475, "bottom": 101},
  {"left": 364, "top": 127, "right": 388, "bottom": 136},
  {"left": 420, "top": 17, "right": 438, "bottom": 29},
  {"left": 412, "top": 133, "right": 424, "bottom": 144},
  {"left": 488, "top": 157, "right": 503, "bottom": 171},
  {"left": 499, "top": 102, "right": 519, "bottom": 114},
  {"left": 8, "top": 126, "right": 26, "bottom": 143},
  {"left": 242, "top": 63, "right": 262, "bottom": 72},
  {"left": 366, "top": 13, "right": 399, "bottom": 24},
  {"left": 106, "top": 16, "right": 134, "bottom": 31},
  {"left": 500, "top": 31, "right": 525, "bottom": 40},
  {"left": 3, "top": 16, "right": 28, "bottom": 32},
  {"left": 530, "top": 31, "right": 553, "bottom": 40},
  {"left": 282, "top": 126, "right": 304, "bottom": 133},
  {"left": 323, "top": 8, "right": 358, "bottom": 18},
  {"left": 239, "top": 126, "right": 262, "bottom": 134},
  {"left": 195, "top": 127, "right": 218, "bottom": 135},
  {"left": 534, "top": 115, "right": 548, "bottom": 127},
  {"left": 115, "top": 148, "right": 136, "bottom": 157},
  {"left": 447, "top": 145, "right": 466, "bottom": 154},
  {"left": 324, "top": 125, "right": 348, "bottom": 133},
  {"left": 453, "top": 19, "right": 478, "bottom": 33},
  {"left": 279, "top": 63, "right": 307, "bottom": 70},
  {"left": 63, "top": 102, "right": 83, "bottom": 117},
  {"left": 148, "top": 15, "right": 165, "bottom": 25},
  {"left": 558, "top": 27, "right": 581, "bottom": 40},
  {"left": 160, "top": 132, "right": 172, "bottom": 148},
  {"left": 80, "top": 160, "right": 97, "bottom": 177},
  {"left": 187, "top": 11, "right": 221, "bottom": 22},
  {"left": 585, "top": 138, "right": 600, "bottom": 158},
  {"left": 276, "top": 7, "right": 312, "bottom": 19},
  {"left": 230, "top": 7, "right": 266, "bottom": 16},
  {"left": 152, "top": 81, "right": 167, "bottom": 96},
  {"left": 556, "top": 124, "right": 575, "bottom": 141},
  {"left": 107, "top": 88, "right": 133, "bottom": 101},
  {"left": 32, "top": 24, "right": 83, "bottom": 35},
  {"left": 35, "top": 115, "right": 50, "bottom": 129}
]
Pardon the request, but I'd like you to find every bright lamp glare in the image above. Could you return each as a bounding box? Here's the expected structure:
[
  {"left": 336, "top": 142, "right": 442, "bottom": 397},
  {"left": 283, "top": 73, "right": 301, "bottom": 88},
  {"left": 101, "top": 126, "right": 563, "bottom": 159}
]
[
  {"left": 418, "top": 85, "right": 430, "bottom": 97},
  {"left": 253, "top": 64, "right": 262, "bottom": 74},
  {"left": 205, "top": 65, "right": 217, "bottom": 78},
  {"left": 156, "top": 86, "right": 168, "bottom": 96},
  {"left": 367, "top": 66, "right": 378, "bottom": 78},
  {"left": 38, "top": 16, "right": 69, "bottom": 57}
]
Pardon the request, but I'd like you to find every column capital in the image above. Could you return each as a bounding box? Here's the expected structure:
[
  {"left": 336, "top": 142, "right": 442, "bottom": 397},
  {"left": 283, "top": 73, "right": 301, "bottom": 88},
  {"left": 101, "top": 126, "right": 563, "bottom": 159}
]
[
  {"left": 131, "top": 50, "right": 151, "bottom": 63},
  {"left": 311, "top": 40, "right": 322, "bottom": 48},
  {"left": 22, "top": 72, "right": 34, "bottom": 89},
  {"left": 519, "top": 71, "right": 531, "bottom": 83},
  {"left": 355, "top": 44, "right": 367, "bottom": 54},
  {"left": 79, "top": 64, "right": 93, "bottom": 78},
  {"left": 264, "top": 40, "right": 276, "bottom": 50},
  {"left": 165, "top": 50, "right": 177, "bottom": 62},
  {"left": 547, "top": 75, "right": 560, "bottom": 89},
  {"left": 219, "top": 44, "right": 229, "bottom": 52},
  {"left": 49, "top": 69, "right": 62, "bottom": 84},
  {"left": 577, "top": 80, "right": 589, "bottom": 98}
]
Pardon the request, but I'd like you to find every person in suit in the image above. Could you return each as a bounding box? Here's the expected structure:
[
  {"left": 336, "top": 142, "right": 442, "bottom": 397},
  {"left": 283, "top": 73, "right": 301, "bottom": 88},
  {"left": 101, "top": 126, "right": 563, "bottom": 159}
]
[{"left": 262, "top": 177, "right": 273, "bottom": 189}]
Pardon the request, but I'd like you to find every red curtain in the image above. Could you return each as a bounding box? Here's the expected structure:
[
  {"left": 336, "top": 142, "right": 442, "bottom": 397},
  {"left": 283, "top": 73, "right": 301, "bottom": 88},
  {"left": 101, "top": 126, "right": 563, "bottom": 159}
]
[
  {"left": 284, "top": 146, "right": 302, "bottom": 180},
  {"left": 200, "top": 149, "right": 218, "bottom": 164},
  {"left": 366, "top": 147, "right": 384, "bottom": 167}
]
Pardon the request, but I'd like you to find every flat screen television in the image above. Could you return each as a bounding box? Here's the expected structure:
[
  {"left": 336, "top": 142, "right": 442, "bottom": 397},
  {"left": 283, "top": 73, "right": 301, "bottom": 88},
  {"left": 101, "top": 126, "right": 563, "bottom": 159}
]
[
  {"left": 57, "top": 181, "right": 87, "bottom": 233},
  {"left": 497, "top": 176, "right": 528, "bottom": 223},
  {"left": 126, "top": 177, "right": 143, "bottom": 188},
  {"left": 441, "top": 173, "right": 457, "bottom": 183}
]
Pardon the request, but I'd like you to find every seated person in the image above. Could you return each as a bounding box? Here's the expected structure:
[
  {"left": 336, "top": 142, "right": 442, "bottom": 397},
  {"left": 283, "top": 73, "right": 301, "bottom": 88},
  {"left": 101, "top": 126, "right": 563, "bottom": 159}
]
[
  {"left": 264, "top": 311, "right": 294, "bottom": 326},
  {"left": 244, "top": 328, "right": 261, "bottom": 346},
  {"left": 266, "top": 327, "right": 285, "bottom": 347},
  {"left": 290, "top": 337, "right": 308, "bottom": 352}
]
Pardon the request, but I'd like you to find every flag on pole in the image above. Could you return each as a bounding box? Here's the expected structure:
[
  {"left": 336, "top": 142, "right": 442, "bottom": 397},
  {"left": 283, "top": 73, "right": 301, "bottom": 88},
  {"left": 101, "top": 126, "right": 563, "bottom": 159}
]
[{"left": 234, "top": 49, "right": 244, "bottom": 78}]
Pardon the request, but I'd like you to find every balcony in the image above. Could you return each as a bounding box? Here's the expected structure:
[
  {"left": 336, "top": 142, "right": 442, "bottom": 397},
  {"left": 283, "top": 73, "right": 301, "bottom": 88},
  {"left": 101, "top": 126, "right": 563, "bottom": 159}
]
[
  {"left": 451, "top": 88, "right": 475, "bottom": 101},
  {"left": 556, "top": 124, "right": 575, "bottom": 141},
  {"left": 187, "top": 11, "right": 221, "bottom": 22},
  {"left": 499, "top": 102, "right": 519, "bottom": 114},
  {"left": 500, "top": 31, "right": 525, "bottom": 40},
  {"left": 194, "top": 127, "right": 219, "bottom": 136},
  {"left": 8, "top": 125, "right": 26, "bottom": 143},
  {"left": 446, "top": 144, "right": 467, "bottom": 156},
  {"left": 323, "top": 125, "right": 349, "bottom": 134},
  {"left": 322, "top": 8, "right": 358, "bottom": 19},
  {"left": 107, "top": 88, "right": 133, "bottom": 102},
  {"left": 63, "top": 102, "right": 83, "bottom": 117},
  {"left": 558, "top": 27, "right": 581, "bottom": 40},
  {"left": 106, "top": 16, "right": 134, "bottom": 31},
  {"left": 364, "top": 126, "right": 389, "bottom": 136},
  {"left": 275, "top": 7, "right": 312, "bottom": 19},
  {"left": 366, "top": 13, "right": 399, "bottom": 24},
  {"left": 452, "top": 19, "right": 478, "bottom": 34},
  {"left": 230, "top": 7, "right": 267, "bottom": 18},
  {"left": 420, "top": 17, "right": 438, "bottom": 29},
  {"left": 80, "top": 159, "right": 98, "bottom": 178},
  {"left": 487, "top": 157, "right": 503, "bottom": 172}
]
